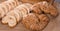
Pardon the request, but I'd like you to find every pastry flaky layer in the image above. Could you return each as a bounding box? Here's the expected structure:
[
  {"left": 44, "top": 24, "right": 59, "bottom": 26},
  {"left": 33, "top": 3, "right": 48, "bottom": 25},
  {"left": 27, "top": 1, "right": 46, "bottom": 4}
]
[
  {"left": 0, "top": 0, "right": 20, "bottom": 18},
  {"left": 31, "top": 1, "right": 58, "bottom": 17},
  {"left": 1, "top": 0, "right": 59, "bottom": 31},
  {"left": 2, "top": 3, "right": 32, "bottom": 27},
  {"left": 22, "top": 1, "right": 58, "bottom": 31},
  {"left": 22, "top": 13, "right": 49, "bottom": 31}
]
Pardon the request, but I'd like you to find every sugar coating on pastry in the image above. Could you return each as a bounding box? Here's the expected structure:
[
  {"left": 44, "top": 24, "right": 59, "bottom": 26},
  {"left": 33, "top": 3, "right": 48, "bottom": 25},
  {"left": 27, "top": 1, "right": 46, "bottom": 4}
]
[
  {"left": 22, "top": 13, "right": 49, "bottom": 31},
  {"left": 36, "top": 14, "right": 49, "bottom": 30},
  {"left": 38, "top": 1, "right": 58, "bottom": 17},
  {"left": 32, "top": 1, "right": 58, "bottom": 17}
]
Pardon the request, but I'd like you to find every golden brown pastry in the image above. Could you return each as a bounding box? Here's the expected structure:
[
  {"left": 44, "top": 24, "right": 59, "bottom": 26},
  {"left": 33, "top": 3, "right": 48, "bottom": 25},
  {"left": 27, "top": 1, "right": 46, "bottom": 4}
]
[
  {"left": 38, "top": 1, "right": 58, "bottom": 17},
  {"left": 22, "top": 13, "right": 49, "bottom": 31},
  {"left": 2, "top": 3, "right": 32, "bottom": 27},
  {"left": 31, "top": 1, "right": 58, "bottom": 17},
  {"left": 36, "top": 14, "right": 49, "bottom": 30},
  {"left": 0, "top": 0, "right": 19, "bottom": 18},
  {"left": 31, "top": 4, "right": 42, "bottom": 14}
]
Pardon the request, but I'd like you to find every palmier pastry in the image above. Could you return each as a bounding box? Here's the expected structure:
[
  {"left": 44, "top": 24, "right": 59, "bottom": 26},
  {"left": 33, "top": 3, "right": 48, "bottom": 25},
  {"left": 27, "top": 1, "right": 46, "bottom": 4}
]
[{"left": 22, "top": 13, "right": 49, "bottom": 31}]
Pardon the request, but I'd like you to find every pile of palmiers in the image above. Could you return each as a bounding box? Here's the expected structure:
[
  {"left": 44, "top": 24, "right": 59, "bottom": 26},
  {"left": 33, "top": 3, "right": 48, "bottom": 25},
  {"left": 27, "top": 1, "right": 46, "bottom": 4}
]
[{"left": 0, "top": 0, "right": 58, "bottom": 31}]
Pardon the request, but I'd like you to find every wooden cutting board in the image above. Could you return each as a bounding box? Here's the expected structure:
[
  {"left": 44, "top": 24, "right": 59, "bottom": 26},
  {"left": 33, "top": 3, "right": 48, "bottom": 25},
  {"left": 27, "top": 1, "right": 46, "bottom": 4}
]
[{"left": 0, "top": 0, "right": 60, "bottom": 31}]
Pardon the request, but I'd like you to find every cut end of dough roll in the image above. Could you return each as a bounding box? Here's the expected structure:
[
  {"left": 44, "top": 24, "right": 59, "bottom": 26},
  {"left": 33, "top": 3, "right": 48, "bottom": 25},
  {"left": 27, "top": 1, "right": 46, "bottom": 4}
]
[
  {"left": 7, "top": 16, "right": 17, "bottom": 27},
  {"left": 2, "top": 15, "right": 17, "bottom": 27},
  {"left": 2, "top": 16, "right": 9, "bottom": 24},
  {"left": 8, "top": 19, "right": 17, "bottom": 28}
]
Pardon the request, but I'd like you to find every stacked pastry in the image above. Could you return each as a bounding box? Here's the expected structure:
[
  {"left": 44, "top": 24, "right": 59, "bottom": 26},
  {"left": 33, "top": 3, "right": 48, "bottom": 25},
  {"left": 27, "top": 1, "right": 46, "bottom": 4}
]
[
  {"left": 31, "top": 1, "right": 58, "bottom": 17},
  {"left": 2, "top": 3, "right": 32, "bottom": 27},
  {"left": 22, "top": 1, "right": 58, "bottom": 31},
  {"left": 0, "top": 0, "right": 58, "bottom": 31},
  {"left": 0, "top": 0, "right": 19, "bottom": 18}
]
